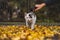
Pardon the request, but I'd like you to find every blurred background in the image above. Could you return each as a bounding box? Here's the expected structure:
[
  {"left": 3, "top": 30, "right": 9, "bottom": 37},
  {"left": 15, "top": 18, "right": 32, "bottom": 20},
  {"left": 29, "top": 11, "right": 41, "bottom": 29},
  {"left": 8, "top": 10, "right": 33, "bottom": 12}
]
[{"left": 0, "top": 0, "right": 60, "bottom": 23}]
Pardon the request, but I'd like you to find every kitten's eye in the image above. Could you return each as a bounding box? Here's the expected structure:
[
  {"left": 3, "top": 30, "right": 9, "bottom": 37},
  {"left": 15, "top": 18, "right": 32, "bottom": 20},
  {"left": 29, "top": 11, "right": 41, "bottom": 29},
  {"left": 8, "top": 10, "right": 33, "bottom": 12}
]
[
  {"left": 27, "top": 17, "right": 28, "bottom": 18},
  {"left": 29, "top": 15, "right": 32, "bottom": 18}
]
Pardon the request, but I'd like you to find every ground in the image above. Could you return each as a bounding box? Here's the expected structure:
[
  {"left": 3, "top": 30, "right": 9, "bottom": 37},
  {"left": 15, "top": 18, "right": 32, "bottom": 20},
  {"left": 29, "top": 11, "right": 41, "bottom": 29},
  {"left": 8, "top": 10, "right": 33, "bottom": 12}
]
[{"left": 0, "top": 25, "right": 60, "bottom": 40}]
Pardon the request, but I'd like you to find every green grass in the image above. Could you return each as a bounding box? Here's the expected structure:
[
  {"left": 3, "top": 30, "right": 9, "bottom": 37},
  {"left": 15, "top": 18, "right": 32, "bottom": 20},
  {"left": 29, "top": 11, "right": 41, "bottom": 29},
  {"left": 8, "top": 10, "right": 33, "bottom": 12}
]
[{"left": 0, "top": 22, "right": 60, "bottom": 26}]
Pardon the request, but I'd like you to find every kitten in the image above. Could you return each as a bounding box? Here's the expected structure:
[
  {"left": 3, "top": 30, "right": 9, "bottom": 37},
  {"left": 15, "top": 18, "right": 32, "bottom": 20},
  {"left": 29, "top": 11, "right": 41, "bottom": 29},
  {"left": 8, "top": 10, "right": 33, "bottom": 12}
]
[{"left": 24, "top": 12, "right": 36, "bottom": 29}]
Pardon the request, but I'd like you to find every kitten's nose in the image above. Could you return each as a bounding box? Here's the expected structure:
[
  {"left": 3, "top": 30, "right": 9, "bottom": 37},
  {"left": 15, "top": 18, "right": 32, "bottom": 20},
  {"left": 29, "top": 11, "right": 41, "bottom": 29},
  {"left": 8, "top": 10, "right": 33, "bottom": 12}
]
[{"left": 27, "top": 17, "right": 29, "bottom": 18}]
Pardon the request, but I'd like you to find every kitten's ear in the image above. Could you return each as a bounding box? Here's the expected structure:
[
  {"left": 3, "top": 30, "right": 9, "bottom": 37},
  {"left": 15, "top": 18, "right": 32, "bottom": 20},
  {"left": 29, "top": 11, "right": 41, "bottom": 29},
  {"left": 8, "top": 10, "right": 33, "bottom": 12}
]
[{"left": 24, "top": 12, "right": 27, "bottom": 15}]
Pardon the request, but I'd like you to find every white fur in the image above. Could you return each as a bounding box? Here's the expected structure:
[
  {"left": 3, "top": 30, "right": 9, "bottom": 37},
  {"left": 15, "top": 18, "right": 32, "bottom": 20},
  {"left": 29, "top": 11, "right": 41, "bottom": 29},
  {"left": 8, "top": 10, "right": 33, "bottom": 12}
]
[{"left": 24, "top": 12, "right": 36, "bottom": 29}]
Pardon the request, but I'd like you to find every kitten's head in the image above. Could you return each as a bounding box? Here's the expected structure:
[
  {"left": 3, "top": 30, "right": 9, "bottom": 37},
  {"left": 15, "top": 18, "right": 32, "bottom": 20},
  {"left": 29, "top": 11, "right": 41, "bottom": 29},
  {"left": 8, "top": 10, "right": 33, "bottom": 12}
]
[{"left": 25, "top": 12, "right": 33, "bottom": 19}]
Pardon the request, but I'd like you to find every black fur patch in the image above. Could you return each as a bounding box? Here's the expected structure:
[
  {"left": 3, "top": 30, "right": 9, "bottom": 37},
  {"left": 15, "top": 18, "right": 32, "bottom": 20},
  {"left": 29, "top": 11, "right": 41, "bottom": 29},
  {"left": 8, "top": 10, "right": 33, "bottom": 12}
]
[{"left": 29, "top": 14, "right": 32, "bottom": 18}]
